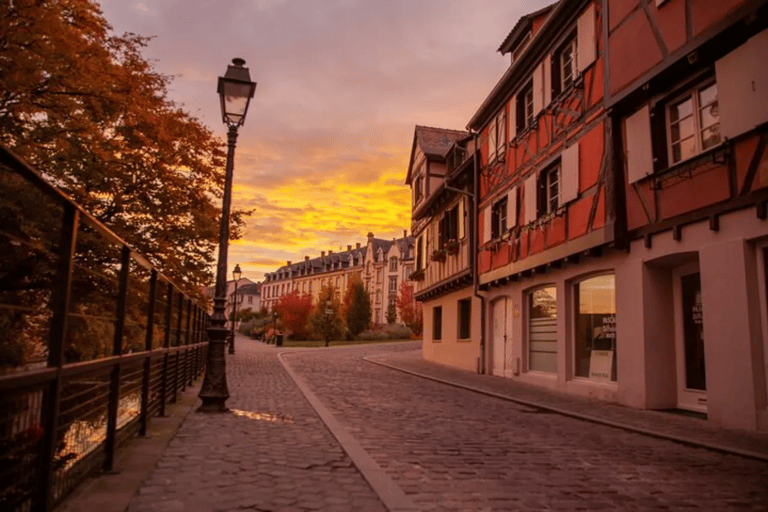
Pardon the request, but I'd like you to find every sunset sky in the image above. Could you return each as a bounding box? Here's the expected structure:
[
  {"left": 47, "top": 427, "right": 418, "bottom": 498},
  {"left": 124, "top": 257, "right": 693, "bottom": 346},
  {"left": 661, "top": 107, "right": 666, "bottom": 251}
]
[{"left": 98, "top": 0, "right": 552, "bottom": 282}]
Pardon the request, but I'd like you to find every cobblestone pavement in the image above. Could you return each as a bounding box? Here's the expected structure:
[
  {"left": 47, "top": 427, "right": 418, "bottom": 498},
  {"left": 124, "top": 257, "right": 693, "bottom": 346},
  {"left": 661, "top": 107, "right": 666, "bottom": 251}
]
[
  {"left": 126, "top": 336, "right": 386, "bottom": 512},
  {"left": 285, "top": 343, "right": 768, "bottom": 512}
]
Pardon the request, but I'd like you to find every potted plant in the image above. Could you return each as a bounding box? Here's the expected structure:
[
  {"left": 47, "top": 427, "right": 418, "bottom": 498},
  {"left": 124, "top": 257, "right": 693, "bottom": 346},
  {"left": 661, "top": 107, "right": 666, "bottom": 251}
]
[
  {"left": 431, "top": 249, "right": 447, "bottom": 262},
  {"left": 444, "top": 239, "right": 460, "bottom": 255},
  {"left": 410, "top": 268, "right": 425, "bottom": 281}
]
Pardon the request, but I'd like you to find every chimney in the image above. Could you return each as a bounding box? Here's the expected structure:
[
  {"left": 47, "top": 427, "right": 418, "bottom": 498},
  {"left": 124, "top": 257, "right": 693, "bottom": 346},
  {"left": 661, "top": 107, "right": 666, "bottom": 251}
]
[
  {"left": 403, "top": 229, "right": 407, "bottom": 238},
  {"left": 367, "top": 232, "right": 374, "bottom": 241},
  {"left": 347, "top": 245, "right": 352, "bottom": 251},
  {"left": 305, "top": 255, "right": 310, "bottom": 261},
  {"left": 321, "top": 251, "right": 325, "bottom": 257},
  {"left": 356, "top": 242, "right": 361, "bottom": 249},
  {"left": 287, "top": 261, "right": 291, "bottom": 266}
]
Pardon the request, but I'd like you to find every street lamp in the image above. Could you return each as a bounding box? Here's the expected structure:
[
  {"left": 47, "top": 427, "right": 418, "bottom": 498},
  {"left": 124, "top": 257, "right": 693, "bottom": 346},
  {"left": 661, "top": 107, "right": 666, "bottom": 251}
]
[
  {"left": 272, "top": 310, "right": 279, "bottom": 346},
  {"left": 229, "top": 264, "right": 242, "bottom": 355},
  {"left": 198, "top": 59, "right": 257, "bottom": 413},
  {"left": 324, "top": 300, "right": 333, "bottom": 347}
]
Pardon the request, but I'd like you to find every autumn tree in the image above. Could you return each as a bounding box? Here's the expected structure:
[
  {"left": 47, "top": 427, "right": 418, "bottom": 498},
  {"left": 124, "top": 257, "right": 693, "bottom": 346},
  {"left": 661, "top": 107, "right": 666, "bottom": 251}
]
[
  {"left": 341, "top": 272, "right": 362, "bottom": 318},
  {"left": 309, "top": 285, "right": 344, "bottom": 346},
  {"left": 0, "top": 0, "right": 248, "bottom": 297},
  {"left": 346, "top": 281, "right": 372, "bottom": 338},
  {"left": 396, "top": 282, "right": 422, "bottom": 335},
  {"left": 275, "top": 290, "right": 313, "bottom": 339}
]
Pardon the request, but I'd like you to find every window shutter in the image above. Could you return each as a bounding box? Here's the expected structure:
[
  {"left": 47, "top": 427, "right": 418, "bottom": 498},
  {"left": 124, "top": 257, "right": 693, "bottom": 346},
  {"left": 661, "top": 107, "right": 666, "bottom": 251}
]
[
  {"left": 498, "top": 112, "right": 506, "bottom": 156},
  {"left": 507, "top": 187, "right": 518, "bottom": 227},
  {"left": 543, "top": 54, "right": 552, "bottom": 107},
  {"left": 489, "top": 123, "right": 497, "bottom": 162},
  {"left": 510, "top": 94, "right": 517, "bottom": 137},
  {"left": 626, "top": 105, "right": 654, "bottom": 184},
  {"left": 716, "top": 28, "right": 768, "bottom": 139},
  {"left": 459, "top": 198, "right": 465, "bottom": 239},
  {"left": 483, "top": 206, "right": 491, "bottom": 242},
  {"left": 560, "top": 142, "right": 579, "bottom": 203},
  {"left": 533, "top": 62, "right": 544, "bottom": 116},
  {"left": 577, "top": 3, "right": 596, "bottom": 72},
  {"left": 524, "top": 174, "right": 537, "bottom": 224}
]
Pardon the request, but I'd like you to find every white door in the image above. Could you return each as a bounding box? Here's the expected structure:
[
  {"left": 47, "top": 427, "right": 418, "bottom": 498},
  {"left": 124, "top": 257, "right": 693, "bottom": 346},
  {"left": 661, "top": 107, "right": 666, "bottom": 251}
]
[
  {"left": 673, "top": 263, "right": 707, "bottom": 413},
  {"left": 492, "top": 298, "right": 508, "bottom": 376}
]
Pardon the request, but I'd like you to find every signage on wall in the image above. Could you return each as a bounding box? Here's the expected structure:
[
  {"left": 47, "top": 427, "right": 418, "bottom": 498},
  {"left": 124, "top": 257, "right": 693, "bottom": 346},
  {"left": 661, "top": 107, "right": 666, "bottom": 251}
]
[{"left": 589, "top": 350, "right": 613, "bottom": 381}]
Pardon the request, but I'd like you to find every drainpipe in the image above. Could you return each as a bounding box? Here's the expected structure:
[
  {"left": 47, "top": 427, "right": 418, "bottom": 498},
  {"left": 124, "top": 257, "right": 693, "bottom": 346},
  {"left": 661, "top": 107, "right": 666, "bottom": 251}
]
[{"left": 472, "top": 130, "right": 486, "bottom": 374}]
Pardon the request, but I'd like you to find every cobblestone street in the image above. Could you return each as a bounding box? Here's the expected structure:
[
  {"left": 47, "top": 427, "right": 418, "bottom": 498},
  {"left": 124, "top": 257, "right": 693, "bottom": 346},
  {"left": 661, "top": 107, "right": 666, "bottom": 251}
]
[
  {"left": 285, "top": 343, "right": 768, "bottom": 512},
  {"left": 116, "top": 337, "right": 768, "bottom": 512}
]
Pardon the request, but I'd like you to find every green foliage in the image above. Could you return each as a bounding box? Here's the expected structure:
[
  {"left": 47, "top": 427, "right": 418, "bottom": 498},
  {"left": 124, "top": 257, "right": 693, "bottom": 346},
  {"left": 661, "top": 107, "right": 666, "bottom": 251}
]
[
  {"left": 309, "top": 285, "right": 344, "bottom": 346},
  {"left": 358, "top": 324, "right": 413, "bottom": 341},
  {"left": 386, "top": 303, "right": 397, "bottom": 324},
  {"left": 345, "top": 282, "right": 371, "bottom": 338}
]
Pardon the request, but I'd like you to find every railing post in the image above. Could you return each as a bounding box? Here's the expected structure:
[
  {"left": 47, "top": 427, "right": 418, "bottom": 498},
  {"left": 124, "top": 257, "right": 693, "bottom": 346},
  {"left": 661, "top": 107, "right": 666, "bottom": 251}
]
[
  {"left": 139, "top": 270, "right": 157, "bottom": 437},
  {"left": 36, "top": 205, "right": 78, "bottom": 512},
  {"left": 172, "top": 292, "right": 183, "bottom": 402},
  {"left": 104, "top": 246, "right": 130, "bottom": 472},
  {"left": 185, "top": 299, "right": 193, "bottom": 387},
  {"left": 160, "top": 283, "right": 172, "bottom": 417}
]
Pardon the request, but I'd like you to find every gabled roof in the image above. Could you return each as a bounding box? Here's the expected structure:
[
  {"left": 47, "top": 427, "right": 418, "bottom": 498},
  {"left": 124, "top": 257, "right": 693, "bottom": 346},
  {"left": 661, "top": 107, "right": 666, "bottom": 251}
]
[
  {"left": 405, "top": 125, "right": 469, "bottom": 185},
  {"left": 238, "top": 283, "right": 260, "bottom": 295},
  {"left": 497, "top": 2, "right": 558, "bottom": 55}
]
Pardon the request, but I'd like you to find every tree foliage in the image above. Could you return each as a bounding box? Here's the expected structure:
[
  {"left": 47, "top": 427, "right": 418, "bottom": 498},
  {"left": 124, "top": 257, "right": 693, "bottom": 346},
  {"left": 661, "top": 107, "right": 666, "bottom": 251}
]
[
  {"left": 309, "top": 285, "right": 344, "bottom": 346},
  {"left": 0, "top": 0, "right": 248, "bottom": 297},
  {"left": 346, "top": 281, "right": 371, "bottom": 338},
  {"left": 396, "top": 282, "right": 422, "bottom": 335},
  {"left": 275, "top": 290, "right": 313, "bottom": 339},
  {"left": 386, "top": 303, "right": 397, "bottom": 324}
]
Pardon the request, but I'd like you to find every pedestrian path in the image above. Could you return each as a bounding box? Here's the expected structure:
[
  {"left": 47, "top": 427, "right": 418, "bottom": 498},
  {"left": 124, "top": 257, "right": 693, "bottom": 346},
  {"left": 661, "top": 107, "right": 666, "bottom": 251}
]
[
  {"left": 125, "top": 335, "right": 386, "bottom": 512},
  {"left": 366, "top": 349, "right": 768, "bottom": 462}
]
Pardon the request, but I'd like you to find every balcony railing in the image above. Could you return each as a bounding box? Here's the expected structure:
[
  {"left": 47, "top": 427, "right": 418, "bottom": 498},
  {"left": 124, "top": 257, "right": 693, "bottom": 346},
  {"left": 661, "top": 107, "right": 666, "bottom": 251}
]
[{"left": 0, "top": 146, "right": 208, "bottom": 512}]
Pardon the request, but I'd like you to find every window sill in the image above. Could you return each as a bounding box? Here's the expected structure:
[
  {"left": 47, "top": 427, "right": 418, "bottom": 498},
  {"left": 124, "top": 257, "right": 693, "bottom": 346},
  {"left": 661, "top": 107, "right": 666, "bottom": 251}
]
[{"left": 647, "top": 142, "right": 731, "bottom": 189}]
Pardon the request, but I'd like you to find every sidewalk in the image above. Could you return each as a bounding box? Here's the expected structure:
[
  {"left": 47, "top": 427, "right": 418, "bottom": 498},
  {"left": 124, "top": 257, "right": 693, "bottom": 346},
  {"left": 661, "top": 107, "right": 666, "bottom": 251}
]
[{"left": 365, "top": 349, "right": 768, "bottom": 462}]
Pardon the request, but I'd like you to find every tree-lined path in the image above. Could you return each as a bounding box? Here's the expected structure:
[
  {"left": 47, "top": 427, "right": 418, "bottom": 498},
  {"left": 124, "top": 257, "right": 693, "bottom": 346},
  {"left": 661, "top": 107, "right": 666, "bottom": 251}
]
[{"left": 118, "top": 337, "right": 768, "bottom": 512}]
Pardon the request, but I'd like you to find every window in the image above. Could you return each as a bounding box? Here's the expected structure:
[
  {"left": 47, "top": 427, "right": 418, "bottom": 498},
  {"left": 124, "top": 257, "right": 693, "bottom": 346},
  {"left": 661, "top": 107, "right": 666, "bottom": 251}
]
[
  {"left": 537, "top": 164, "right": 559, "bottom": 217},
  {"left": 574, "top": 274, "right": 617, "bottom": 381},
  {"left": 511, "top": 32, "right": 532, "bottom": 63},
  {"left": 377, "top": 269, "right": 382, "bottom": 283},
  {"left": 439, "top": 205, "right": 459, "bottom": 246},
  {"left": 516, "top": 80, "right": 535, "bottom": 133},
  {"left": 552, "top": 36, "right": 577, "bottom": 97},
  {"left": 433, "top": 306, "right": 442, "bottom": 341},
  {"left": 389, "top": 257, "right": 398, "bottom": 271},
  {"left": 458, "top": 299, "right": 471, "bottom": 340},
  {"left": 247, "top": 296, "right": 253, "bottom": 304},
  {"left": 666, "top": 81, "right": 720, "bottom": 164},
  {"left": 529, "top": 286, "right": 557, "bottom": 373},
  {"left": 417, "top": 237, "right": 423, "bottom": 270},
  {"left": 376, "top": 290, "right": 381, "bottom": 304},
  {"left": 488, "top": 110, "right": 506, "bottom": 163},
  {"left": 491, "top": 196, "right": 508, "bottom": 239},
  {"left": 389, "top": 276, "right": 398, "bottom": 293},
  {"left": 415, "top": 174, "right": 424, "bottom": 202},
  {"left": 335, "top": 277, "right": 340, "bottom": 288},
  {"left": 405, "top": 266, "right": 413, "bottom": 279}
]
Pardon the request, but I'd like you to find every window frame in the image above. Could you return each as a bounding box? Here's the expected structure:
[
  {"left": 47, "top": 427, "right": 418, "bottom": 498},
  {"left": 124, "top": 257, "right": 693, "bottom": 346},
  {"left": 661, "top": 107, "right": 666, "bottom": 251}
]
[
  {"left": 432, "top": 306, "right": 443, "bottom": 341},
  {"left": 516, "top": 79, "right": 535, "bottom": 134},
  {"left": 664, "top": 79, "right": 721, "bottom": 166},
  {"left": 458, "top": 298, "right": 471, "bottom": 340},
  {"left": 439, "top": 205, "right": 459, "bottom": 247},
  {"left": 552, "top": 34, "right": 577, "bottom": 98},
  {"left": 389, "top": 276, "right": 398, "bottom": 293},
  {"left": 491, "top": 196, "right": 508, "bottom": 240},
  {"left": 389, "top": 256, "right": 398, "bottom": 272},
  {"left": 572, "top": 272, "right": 617, "bottom": 382},
  {"left": 488, "top": 109, "right": 507, "bottom": 164},
  {"left": 527, "top": 284, "right": 558, "bottom": 374},
  {"left": 537, "top": 163, "right": 560, "bottom": 218}
]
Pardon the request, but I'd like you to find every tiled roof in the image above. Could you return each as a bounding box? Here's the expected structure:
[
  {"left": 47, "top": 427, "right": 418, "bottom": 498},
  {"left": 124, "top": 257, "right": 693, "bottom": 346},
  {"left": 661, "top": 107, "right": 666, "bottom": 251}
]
[
  {"left": 415, "top": 125, "right": 469, "bottom": 158},
  {"left": 497, "top": 1, "right": 558, "bottom": 55}
]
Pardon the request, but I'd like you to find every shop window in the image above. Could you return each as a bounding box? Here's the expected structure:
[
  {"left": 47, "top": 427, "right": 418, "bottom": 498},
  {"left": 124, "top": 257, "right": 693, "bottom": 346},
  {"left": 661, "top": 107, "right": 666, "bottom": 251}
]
[
  {"left": 491, "top": 196, "right": 508, "bottom": 239},
  {"left": 516, "top": 80, "right": 535, "bottom": 134},
  {"left": 458, "top": 299, "right": 471, "bottom": 340},
  {"left": 528, "top": 286, "right": 557, "bottom": 373},
  {"left": 537, "top": 164, "right": 559, "bottom": 217},
  {"left": 666, "top": 81, "right": 720, "bottom": 164},
  {"left": 574, "top": 274, "right": 617, "bottom": 381},
  {"left": 433, "top": 306, "right": 442, "bottom": 341}
]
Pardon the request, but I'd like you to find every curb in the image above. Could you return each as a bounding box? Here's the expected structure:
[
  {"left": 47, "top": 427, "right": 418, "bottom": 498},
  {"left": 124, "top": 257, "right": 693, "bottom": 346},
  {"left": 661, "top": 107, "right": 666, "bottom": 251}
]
[
  {"left": 278, "top": 351, "right": 418, "bottom": 512},
  {"left": 364, "top": 356, "right": 768, "bottom": 464}
]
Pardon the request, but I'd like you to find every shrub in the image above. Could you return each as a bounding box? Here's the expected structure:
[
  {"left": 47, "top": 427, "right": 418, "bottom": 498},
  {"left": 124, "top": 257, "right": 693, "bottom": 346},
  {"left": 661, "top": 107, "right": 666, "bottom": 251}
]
[
  {"left": 382, "top": 324, "right": 413, "bottom": 339},
  {"left": 357, "top": 330, "right": 388, "bottom": 341}
]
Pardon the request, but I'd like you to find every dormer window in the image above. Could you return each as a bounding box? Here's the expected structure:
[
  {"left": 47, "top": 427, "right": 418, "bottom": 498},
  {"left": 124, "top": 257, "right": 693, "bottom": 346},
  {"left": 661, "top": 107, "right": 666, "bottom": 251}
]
[
  {"left": 415, "top": 174, "right": 424, "bottom": 202},
  {"left": 511, "top": 32, "right": 531, "bottom": 64}
]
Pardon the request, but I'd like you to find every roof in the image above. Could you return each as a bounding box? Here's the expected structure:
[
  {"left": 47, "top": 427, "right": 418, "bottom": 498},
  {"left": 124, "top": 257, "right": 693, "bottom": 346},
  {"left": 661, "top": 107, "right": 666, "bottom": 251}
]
[
  {"left": 238, "top": 283, "right": 260, "bottom": 295},
  {"left": 406, "top": 125, "right": 468, "bottom": 184},
  {"left": 497, "top": 2, "right": 558, "bottom": 55}
]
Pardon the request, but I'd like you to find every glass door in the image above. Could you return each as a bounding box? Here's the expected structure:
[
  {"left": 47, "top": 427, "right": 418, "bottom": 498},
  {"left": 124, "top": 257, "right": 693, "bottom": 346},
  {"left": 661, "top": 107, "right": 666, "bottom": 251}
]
[{"left": 675, "top": 266, "right": 707, "bottom": 412}]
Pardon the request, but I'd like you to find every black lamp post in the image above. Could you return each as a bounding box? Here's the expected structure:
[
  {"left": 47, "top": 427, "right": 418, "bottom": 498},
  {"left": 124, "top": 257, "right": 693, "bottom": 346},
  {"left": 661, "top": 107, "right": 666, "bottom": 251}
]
[
  {"left": 273, "top": 310, "right": 278, "bottom": 345},
  {"left": 198, "top": 59, "right": 256, "bottom": 413},
  {"left": 229, "top": 264, "right": 242, "bottom": 355}
]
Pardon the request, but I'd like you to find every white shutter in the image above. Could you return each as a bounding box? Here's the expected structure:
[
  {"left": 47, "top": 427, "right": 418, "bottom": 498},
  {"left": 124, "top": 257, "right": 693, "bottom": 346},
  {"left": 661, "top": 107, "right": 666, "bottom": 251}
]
[
  {"left": 716, "top": 28, "right": 768, "bottom": 139},
  {"left": 509, "top": 94, "right": 517, "bottom": 138},
  {"left": 543, "top": 54, "right": 552, "bottom": 107},
  {"left": 626, "top": 105, "right": 654, "bottom": 184},
  {"left": 524, "top": 174, "right": 538, "bottom": 224},
  {"left": 577, "top": 3, "right": 596, "bottom": 72},
  {"left": 561, "top": 142, "right": 580, "bottom": 204},
  {"left": 459, "top": 198, "right": 465, "bottom": 239},
  {"left": 483, "top": 206, "right": 491, "bottom": 242},
  {"left": 533, "top": 61, "right": 544, "bottom": 117},
  {"left": 489, "top": 122, "right": 497, "bottom": 162},
  {"left": 507, "top": 187, "right": 518, "bottom": 227}
]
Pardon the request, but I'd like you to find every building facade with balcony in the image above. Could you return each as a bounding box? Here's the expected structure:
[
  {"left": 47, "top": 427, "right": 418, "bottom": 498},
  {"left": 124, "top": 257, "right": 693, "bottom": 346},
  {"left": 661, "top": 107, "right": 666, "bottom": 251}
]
[{"left": 407, "top": 0, "right": 768, "bottom": 431}]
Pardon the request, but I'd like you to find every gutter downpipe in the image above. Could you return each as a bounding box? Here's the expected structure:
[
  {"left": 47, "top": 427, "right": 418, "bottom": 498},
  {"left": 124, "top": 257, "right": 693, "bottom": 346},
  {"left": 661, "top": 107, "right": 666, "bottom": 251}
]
[{"left": 472, "top": 130, "right": 486, "bottom": 374}]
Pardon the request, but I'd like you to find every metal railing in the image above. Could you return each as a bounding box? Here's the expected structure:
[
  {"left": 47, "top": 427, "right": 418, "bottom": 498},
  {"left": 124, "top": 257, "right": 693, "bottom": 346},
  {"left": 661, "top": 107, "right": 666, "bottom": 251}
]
[{"left": 0, "top": 146, "right": 209, "bottom": 512}]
